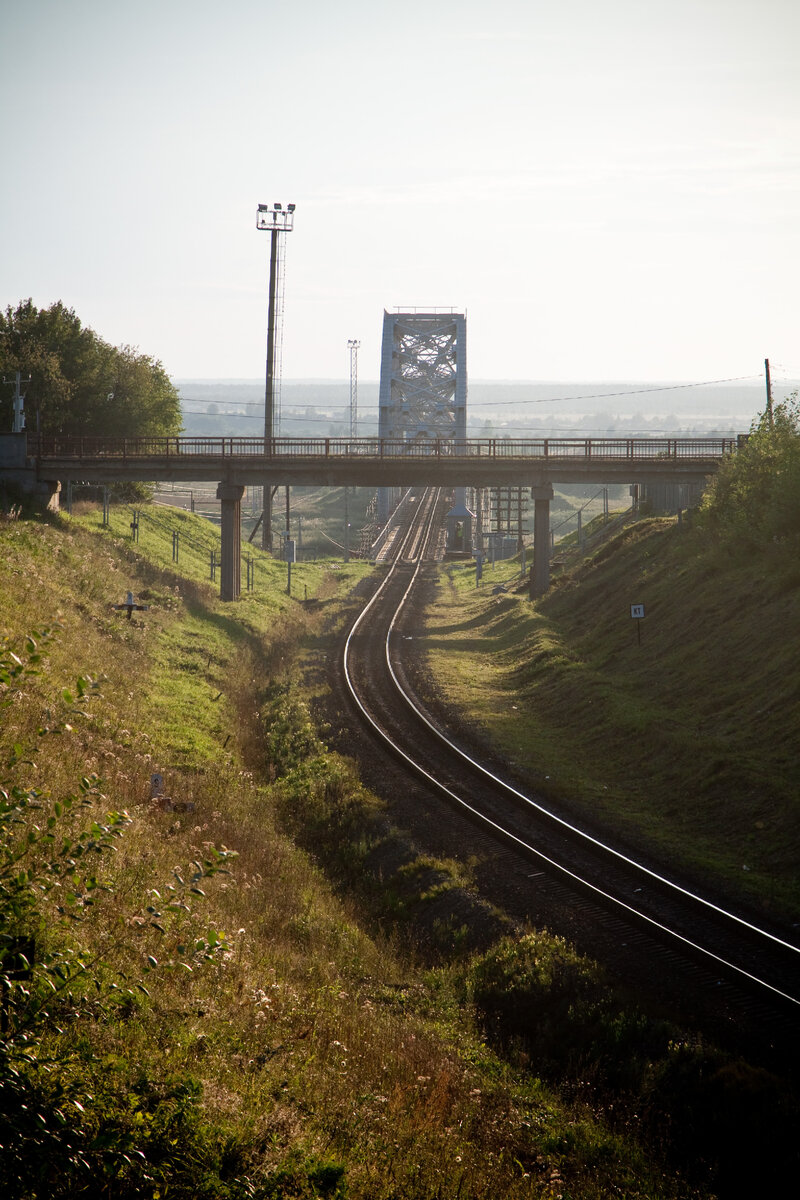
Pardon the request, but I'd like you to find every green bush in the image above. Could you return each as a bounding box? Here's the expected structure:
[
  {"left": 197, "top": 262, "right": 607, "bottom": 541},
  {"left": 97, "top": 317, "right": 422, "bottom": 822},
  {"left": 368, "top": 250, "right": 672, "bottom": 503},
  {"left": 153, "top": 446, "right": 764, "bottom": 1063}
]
[
  {"left": 699, "top": 395, "right": 800, "bottom": 551},
  {"left": 469, "top": 933, "right": 613, "bottom": 1076},
  {"left": 260, "top": 683, "right": 321, "bottom": 779},
  {"left": 641, "top": 1043, "right": 800, "bottom": 1196}
]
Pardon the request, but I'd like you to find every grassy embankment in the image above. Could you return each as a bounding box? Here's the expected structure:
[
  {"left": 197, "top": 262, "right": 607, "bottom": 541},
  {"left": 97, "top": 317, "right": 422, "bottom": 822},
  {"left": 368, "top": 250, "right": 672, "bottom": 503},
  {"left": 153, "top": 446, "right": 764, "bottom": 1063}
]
[
  {"left": 424, "top": 509, "right": 800, "bottom": 922},
  {"left": 2, "top": 499, "right": 723, "bottom": 1199}
]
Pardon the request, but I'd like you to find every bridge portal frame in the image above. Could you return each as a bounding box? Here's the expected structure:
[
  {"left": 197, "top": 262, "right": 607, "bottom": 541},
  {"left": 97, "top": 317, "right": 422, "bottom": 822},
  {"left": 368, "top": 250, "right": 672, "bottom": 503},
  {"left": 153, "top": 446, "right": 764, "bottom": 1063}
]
[{"left": 378, "top": 309, "right": 467, "bottom": 524}]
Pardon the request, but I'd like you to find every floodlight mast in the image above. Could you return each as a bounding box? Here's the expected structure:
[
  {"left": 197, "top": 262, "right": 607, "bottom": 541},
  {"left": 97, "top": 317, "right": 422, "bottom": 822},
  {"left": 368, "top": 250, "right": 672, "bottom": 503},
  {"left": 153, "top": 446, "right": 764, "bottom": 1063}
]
[
  {"left": 256, "top": 202, "right": 295, "bottom": 552},
  {"left": 348, "top": 338, "right": 360, "bottom": 439}
]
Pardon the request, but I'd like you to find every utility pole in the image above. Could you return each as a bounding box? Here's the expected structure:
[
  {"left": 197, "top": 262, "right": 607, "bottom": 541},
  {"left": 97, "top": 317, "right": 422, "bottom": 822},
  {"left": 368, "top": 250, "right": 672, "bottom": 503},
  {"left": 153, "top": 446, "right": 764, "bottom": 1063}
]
[
  {"left": 256, "top": 202, "right": 296, "bottom": 552},
  {"left": 285, "top": 485, "right": 291, "bottom": 550},
  {"left": 765, "top": 357, "right": 774, "bottom": 428},
  {"left": 2, "top": 372, "right": 30, "bottom": 433}
]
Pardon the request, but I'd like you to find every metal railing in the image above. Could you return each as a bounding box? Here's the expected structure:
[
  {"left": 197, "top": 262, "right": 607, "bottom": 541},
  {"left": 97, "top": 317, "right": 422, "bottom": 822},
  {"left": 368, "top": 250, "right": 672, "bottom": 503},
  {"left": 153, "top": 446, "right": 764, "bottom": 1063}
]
[{"left": 28, "top": 434, "right": 743, "bottom": 461}]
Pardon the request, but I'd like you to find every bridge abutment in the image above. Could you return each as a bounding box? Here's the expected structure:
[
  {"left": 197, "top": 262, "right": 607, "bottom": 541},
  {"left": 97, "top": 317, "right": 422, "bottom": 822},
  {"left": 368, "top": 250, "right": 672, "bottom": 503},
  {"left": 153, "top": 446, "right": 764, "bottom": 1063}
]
[
  {"left": 0, "top": 434, "right": 60, "bottom": 512},
  {"left": 217, "top": 482, "right": 245, "bottom": 601}
]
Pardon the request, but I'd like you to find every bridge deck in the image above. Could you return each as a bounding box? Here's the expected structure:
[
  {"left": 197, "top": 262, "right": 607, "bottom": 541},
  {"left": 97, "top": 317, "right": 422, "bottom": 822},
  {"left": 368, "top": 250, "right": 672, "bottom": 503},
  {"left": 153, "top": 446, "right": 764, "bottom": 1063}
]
[{"left": 29, "top": 434, "right": 739, "bottom": 487}]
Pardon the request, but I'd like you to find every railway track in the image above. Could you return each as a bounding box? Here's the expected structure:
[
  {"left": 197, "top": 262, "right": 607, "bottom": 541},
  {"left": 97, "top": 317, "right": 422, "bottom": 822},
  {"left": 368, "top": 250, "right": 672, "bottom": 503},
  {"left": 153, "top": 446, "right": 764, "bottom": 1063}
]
[{"left": 339, "top": 488, "right": 800, "bottom": 1061}]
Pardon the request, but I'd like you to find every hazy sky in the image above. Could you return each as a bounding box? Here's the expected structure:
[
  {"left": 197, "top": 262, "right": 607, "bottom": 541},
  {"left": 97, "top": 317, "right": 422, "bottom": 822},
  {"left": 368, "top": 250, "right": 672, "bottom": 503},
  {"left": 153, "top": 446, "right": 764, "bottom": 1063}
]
[{"left": 2, "top": 0, "right": 798, "bottom": 390}]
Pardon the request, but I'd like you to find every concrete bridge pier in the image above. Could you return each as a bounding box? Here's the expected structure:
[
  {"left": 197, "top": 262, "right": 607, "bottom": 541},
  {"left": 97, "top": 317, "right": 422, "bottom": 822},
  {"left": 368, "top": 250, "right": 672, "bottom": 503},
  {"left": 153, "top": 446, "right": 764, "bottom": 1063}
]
[
  {"left": 530, "top": 480, "right": 554, "bottom": 599},
  {"left": 217, "top": 482, "right": 245, "bottom": 601}
]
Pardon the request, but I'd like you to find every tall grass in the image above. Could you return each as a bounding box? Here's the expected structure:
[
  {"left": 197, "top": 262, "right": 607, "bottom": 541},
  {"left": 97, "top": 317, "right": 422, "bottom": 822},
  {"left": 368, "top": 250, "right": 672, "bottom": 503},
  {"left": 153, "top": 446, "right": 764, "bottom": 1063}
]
[
  {"left": 1, "top": 502, "right": 720, "bottom": 1198},
  {"left": 426, "top": 511, "right": 800, "bottom": 921}
]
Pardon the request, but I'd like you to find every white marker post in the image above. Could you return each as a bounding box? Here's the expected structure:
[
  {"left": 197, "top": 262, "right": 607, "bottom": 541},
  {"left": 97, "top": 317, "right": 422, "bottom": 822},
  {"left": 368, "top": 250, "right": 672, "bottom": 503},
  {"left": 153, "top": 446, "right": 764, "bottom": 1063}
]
[{"left": 630, "top": 603, "right": 645, "bottom": 645}]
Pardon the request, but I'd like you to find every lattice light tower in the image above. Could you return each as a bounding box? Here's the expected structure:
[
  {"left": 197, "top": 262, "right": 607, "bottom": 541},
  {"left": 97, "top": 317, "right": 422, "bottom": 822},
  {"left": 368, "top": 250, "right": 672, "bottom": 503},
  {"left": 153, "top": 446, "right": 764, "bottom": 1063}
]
[
  {"left": 377, "top": 309, "right": 469, "bottom": 533},
  {"left": 348, "top": 338, "right": 360, "bottom": 438}
]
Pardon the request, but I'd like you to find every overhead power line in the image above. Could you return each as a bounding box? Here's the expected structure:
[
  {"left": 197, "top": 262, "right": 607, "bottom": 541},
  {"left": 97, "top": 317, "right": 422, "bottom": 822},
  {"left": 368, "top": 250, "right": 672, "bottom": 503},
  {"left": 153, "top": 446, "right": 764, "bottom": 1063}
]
[
  {"left": 476, "top": 374, "right": 764, "bottom": 407},
  {"left": 180, "top": 372, "right": 766, "bottom": 414}
]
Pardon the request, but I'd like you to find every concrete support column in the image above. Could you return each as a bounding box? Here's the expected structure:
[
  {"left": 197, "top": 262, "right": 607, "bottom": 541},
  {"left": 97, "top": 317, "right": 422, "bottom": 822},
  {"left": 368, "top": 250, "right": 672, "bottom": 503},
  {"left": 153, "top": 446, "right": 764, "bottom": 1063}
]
[
  {"left": 217, "top": 482, "right": 245, "bottom": 602},
  {"left": 530, "top": 481, "right": 554, "bottom": 600}
]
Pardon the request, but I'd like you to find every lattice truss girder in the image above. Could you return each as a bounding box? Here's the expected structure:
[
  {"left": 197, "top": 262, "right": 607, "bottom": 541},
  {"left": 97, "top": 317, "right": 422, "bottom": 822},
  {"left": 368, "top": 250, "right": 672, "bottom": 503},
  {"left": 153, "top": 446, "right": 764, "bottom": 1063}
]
[{"left": 379, "top": 312, "right": 466, "bottom": 443}]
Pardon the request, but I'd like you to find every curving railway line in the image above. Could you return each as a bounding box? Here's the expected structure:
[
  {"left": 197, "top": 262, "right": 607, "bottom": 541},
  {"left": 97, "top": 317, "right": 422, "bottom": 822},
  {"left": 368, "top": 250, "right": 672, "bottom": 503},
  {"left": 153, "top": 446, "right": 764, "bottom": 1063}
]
[{"left": 339, "top": 489, "right": 800, "bottom": 1063}]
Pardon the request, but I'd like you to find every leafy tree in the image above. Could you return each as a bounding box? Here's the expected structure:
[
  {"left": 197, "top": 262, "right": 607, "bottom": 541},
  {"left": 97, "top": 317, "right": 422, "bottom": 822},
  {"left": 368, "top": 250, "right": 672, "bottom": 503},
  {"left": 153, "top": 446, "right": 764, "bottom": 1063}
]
[
  {"left": 0, "top": 300, "right": 182, "bottom": 439},
  {"left": 698, "top": 394, "right": 800, "bottom": 551}
]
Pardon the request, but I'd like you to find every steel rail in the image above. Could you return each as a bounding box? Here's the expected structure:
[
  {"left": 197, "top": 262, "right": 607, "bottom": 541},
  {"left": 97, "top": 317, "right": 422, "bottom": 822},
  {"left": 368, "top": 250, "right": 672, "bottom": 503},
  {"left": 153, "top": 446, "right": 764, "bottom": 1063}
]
[
  {"left": 343, "top": 491, "right": 800, "bottom": 1009},
  {"left": 387, "top": 622, "right": 800, "bottom": 959}
]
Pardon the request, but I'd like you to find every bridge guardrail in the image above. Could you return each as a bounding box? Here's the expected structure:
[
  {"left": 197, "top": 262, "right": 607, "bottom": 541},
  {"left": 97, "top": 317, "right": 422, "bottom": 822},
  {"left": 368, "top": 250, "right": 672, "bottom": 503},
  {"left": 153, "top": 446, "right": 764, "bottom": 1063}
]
[{"left": 28, "top": 435, "right": 743, "bottom": 461}]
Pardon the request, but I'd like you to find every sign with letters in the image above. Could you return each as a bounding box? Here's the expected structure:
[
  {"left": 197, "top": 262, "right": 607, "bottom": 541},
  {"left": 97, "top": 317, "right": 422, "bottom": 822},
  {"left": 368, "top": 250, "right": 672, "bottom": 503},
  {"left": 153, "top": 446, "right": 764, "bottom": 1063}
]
[{"left": 630, "top": 604, "right": 645, "bottom": 619}]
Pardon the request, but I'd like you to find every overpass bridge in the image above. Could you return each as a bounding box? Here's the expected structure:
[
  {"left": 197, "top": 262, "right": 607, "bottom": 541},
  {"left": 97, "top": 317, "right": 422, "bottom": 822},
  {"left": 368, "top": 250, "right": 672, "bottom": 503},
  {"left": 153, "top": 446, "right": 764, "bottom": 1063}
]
[
  {"left": 25, "top": 432, "right": 738, "bottom": 487},
  {"left": 4, "top": 431, "right": 741, "bottom": 599}
]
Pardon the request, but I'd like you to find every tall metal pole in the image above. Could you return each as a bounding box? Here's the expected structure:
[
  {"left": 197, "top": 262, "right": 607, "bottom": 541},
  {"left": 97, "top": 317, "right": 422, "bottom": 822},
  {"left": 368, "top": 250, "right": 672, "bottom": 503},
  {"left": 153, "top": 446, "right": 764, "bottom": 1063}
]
[
  {"left": 765, "top": 357, "right": 773, "bottom": 429},
  {"left": 257, "top": 202, "right": 295, "bottom": 553},
  {"left": 263, "top": 227, "right": 279, "bottom": 551}
]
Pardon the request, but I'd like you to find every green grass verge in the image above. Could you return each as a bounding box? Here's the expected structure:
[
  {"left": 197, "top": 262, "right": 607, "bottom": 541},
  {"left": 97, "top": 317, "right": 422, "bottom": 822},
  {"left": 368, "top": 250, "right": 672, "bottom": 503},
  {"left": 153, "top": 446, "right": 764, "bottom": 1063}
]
[
  {"left": 426, "top": 517, "right": 800, "bottom": 921},
  {"left": 2, "top": 501, "right": 731, "bottom": 1200},
  {"left": 3, "top": 499, "right": 799, "bottom": 1198}
]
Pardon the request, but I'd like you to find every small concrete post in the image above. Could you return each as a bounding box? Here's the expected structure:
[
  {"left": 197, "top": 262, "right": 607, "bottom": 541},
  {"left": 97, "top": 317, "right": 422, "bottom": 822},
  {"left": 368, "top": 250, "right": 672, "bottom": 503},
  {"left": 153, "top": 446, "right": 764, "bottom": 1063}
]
[
  {"left": 530, "top": 481, "right": 554, "bottom": 600},
  {"left": 216, "top": 482, "right": 244, "bottom": 601}
]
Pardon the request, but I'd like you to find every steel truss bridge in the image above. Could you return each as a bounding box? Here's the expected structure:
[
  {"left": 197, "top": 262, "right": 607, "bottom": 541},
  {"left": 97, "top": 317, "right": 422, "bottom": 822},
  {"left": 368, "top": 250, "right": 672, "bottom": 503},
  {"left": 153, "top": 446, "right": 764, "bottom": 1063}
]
[{"left": 23, "top": 432, "right": 741, "bottom": 601}]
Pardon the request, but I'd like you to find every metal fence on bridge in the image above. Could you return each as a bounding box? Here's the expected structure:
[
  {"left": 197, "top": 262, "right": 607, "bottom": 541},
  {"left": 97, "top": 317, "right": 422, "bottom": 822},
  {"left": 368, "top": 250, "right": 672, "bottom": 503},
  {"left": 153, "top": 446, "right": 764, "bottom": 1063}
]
[{"left": 28, "top": 434, "right": 744, "bottom": 462}]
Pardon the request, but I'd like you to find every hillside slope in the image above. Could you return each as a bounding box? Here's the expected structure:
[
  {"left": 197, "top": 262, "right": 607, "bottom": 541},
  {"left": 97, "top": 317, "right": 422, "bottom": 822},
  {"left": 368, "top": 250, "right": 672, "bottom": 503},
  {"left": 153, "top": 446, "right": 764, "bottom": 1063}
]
[
  {"left": 424, "top": 513, "right": 800, "bottom": 922},
  {"left": 3, "top": 503, "right": 731, "bottom": 1199}
]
